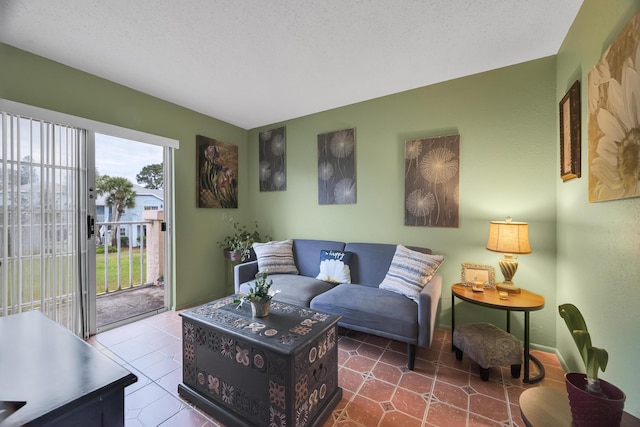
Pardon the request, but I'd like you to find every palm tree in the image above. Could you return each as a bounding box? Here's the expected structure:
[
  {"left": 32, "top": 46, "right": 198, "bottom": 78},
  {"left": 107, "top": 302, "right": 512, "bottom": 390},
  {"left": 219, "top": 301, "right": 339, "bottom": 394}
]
[{"left": 96, "top": 175, "right": 137, "bottom": 246}]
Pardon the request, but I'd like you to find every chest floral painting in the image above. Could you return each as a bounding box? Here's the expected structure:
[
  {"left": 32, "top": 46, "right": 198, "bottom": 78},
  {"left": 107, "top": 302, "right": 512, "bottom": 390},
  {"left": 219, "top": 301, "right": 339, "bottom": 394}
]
[
  {"left": 404, "top": 134, "right": 460, "bottom": 228},
  {"left": 588, "top": 10, "right": 640, "bottom": 202},
  {"left": 197, "top": 135, "right": 238, "bottom": 208}
]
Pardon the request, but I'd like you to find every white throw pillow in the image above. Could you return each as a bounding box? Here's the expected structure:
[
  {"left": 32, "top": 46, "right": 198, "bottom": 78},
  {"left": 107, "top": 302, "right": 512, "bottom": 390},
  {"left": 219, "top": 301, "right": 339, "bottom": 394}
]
[
  {"left": 316, "top": 249, "right": 352, "bottom": 284},
  {"left": 252, "top": 239, "right": 299, "bottom": 274},
  {"left": 379, "top": 245, "right": 444, "bottom": 301}
]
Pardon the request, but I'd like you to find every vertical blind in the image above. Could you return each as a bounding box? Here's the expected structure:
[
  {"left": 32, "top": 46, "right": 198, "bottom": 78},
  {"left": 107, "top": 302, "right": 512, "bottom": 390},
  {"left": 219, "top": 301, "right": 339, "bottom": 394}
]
[{"left": 0, "top": 112, "right": 87, "bottom": 336}]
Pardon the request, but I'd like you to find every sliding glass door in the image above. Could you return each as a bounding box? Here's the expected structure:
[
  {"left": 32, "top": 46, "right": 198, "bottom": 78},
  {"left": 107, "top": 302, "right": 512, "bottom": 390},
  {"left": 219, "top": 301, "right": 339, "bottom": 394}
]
[
  {"left": 0, "top": 112, "right": 90, "bottom": 337},
  {"left": 1, "top": 99, "right": 178, "bottom": 338}
]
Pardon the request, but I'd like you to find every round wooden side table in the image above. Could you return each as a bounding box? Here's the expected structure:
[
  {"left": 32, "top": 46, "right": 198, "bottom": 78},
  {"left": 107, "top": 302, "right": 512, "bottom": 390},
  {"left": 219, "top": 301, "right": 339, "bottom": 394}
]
[
  {"left": 519, "top": 387, "right": 571, "bottom": 426},
  {"left": 451, "top": 283, "right": 545, "bottom": 383}
]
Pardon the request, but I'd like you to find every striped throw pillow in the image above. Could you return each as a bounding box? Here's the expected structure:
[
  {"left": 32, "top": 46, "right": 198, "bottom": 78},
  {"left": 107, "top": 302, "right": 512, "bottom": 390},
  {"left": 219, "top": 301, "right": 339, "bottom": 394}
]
[
  {"left": 253, "top": 239, "right": 299, "bottom": 275},
  {"left": 379, "top": 245, "right": 443, "bottom": 301}
]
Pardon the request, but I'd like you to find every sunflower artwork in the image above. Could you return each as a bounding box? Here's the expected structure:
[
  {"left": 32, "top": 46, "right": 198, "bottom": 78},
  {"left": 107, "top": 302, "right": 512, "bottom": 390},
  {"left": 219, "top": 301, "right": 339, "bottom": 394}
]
[
  {"left": 588, "top": 10, "right": 640, "bottom": 202},
  {"left": 259, "top": 126, "right": 286, "bottom": 192},
  {"left": 197, "top": 135, "right": 238, "bottom": 208},
  {"left": 404, "top": 134, "right": 459, "bottom": 227},
  {"left": 318, "top": 128, "right": 356, "bottom": 205}
]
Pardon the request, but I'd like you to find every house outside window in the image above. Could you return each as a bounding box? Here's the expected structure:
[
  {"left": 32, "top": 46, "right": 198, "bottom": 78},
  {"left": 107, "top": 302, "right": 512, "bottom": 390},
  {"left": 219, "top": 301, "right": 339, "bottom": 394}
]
[{"left": 95, "top": 185, "right": 163, "bottom": 247}]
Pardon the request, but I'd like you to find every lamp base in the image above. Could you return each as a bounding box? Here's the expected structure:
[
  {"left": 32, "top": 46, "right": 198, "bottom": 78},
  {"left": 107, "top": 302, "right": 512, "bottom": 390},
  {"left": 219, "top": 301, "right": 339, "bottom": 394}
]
[{"left": 496, "top": 282, "right": 521, "bottom": 294}]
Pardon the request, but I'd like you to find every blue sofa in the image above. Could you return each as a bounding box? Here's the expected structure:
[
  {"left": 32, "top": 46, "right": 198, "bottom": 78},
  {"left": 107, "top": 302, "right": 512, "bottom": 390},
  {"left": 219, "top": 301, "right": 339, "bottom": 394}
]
[{"left": 234, "top": 239, "right": 443, "bottom": 370}]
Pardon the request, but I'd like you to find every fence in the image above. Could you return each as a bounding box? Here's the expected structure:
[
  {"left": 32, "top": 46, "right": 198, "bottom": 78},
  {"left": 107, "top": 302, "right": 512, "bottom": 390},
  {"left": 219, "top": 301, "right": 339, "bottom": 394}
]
[{"left": 96, "top": 220, "right": 149, "bottom": 294}]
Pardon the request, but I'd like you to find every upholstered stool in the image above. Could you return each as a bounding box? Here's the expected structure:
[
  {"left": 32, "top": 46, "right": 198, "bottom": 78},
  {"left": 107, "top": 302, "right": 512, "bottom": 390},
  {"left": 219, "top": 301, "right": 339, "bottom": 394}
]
[{"left": 452, "top": 322, "right": 523, "bottom": 381}]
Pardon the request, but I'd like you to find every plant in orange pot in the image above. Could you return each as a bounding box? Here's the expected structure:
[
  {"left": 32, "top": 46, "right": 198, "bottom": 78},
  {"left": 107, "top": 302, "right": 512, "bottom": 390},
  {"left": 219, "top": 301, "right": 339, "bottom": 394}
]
[
  {"left": 559, "top": 303, "right": 626, "bottom": 427},
  {"left": 217, "top": 218, "right": 270, "bottom": 262}
]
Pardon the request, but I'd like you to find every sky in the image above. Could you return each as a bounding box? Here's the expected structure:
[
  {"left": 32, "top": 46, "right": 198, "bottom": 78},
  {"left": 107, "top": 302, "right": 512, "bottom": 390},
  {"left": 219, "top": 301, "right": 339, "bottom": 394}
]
[{"left": 95, "top": 133, "right": 163, "bottom": 184}]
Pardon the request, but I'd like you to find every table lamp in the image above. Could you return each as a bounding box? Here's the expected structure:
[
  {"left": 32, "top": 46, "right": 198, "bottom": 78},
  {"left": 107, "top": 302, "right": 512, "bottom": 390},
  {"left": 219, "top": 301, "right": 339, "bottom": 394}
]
[{"left": 486, "top": 217, "right": 531, "bottom": 293}]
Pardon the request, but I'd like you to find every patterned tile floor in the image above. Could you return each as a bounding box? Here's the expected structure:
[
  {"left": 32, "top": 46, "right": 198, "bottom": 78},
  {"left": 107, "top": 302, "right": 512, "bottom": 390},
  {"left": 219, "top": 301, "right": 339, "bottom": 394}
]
[{"left": 88, "top": 310, "right": 566, "bottom": 426}]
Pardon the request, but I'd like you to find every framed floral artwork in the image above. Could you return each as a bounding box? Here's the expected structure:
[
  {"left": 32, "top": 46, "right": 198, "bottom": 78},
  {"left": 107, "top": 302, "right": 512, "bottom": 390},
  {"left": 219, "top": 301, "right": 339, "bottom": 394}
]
[
  {"left": 404, "top": 134, "right": 459, "bottom": 227},
  {"left": 588, "top": 10, "right": 640, "bottom": 202},
  {"left": 259, "top": 126, "right": 286, "bottom": 192},
  {"left": 317, "top": 128, "right": 356, "bottom": 205},
  {"left": 196, "top": 135, "right": 238, "bottom": 208},
  {"left": 560, "top": 80, "right": 581, "bottom": 182}
]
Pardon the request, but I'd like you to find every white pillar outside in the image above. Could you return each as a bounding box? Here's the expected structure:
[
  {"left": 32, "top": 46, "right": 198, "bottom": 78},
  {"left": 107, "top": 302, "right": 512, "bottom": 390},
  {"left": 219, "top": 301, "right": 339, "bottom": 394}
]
[{"left": 143, "top": 210, "right": 164, "bottom": 284}]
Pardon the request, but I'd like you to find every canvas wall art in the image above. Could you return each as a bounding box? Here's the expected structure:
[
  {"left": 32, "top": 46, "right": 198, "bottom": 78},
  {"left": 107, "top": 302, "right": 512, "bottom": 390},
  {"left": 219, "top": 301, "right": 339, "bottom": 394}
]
[
  {"left": 259, "top": 126, "right": 286, "bottom": 192},
  {"left": 560, "top": 80, "right": 581, "bottom": 182},
  {"left": 404, "top": 134, "right": 459, "bottom": 227},
  {"left": 197, "top": 135, "right": 238, "bottom": 208},
  {"left": 588, "top": 10, "right": 640, "bottom": 202},
  {"left": 318, "top": 128, "right": 356, "bottom": 205}
]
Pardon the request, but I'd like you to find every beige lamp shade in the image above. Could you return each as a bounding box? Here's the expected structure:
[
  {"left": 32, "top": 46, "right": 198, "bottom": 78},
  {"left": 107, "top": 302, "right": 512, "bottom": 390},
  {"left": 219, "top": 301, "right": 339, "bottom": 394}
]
[{"left": 486, "top": 219, "right": 531, "bottom": 254}]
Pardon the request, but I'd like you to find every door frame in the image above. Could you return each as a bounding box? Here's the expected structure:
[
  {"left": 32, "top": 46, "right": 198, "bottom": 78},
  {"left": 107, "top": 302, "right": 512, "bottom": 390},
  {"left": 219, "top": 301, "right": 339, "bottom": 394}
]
[
  {"left": 93, "top": 137, "right": 174, "bottom": 334},
  {"left": 0, "top": 99, "right": 179, "bottom": 336}
]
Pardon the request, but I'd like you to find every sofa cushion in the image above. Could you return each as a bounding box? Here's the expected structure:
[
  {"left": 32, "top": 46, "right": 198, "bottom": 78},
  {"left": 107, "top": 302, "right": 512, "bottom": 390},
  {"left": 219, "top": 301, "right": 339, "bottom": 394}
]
[
  {"left": 240, "top": 274, "right": 335, "bottom": 307},
  {"left": 253, "top": 239, "right": 298, "bottom": 274},
  {"left": 343, "top": 242, "right": 398, "bottom": 286},
  {"left": 292, "top": 239, "right": 345, "bottom": 277},
  {"left": 316, "top": 249, "right": 352, "bottom": 284},
  {"left": 379, "top": 245, "right": 444, "bottom": 301},
  {"left": 310, "top": 284, "right": 418, "bottom": 340}
]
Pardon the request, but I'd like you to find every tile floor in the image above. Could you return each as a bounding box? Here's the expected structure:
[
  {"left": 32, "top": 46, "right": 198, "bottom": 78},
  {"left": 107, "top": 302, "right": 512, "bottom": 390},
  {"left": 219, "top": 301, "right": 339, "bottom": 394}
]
[{"left": 88, "top": 310, "right": 567, "bottom": 426}]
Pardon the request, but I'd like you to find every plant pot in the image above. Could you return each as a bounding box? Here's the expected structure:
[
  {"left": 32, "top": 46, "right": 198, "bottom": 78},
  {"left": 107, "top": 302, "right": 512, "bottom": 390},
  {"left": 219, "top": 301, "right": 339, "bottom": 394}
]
[
  {"left": 223, "top": 248, "right": 256, "bottom": 263},
  {"left": 223, "top": 249, "right": 244, "bottom": 262},
  {"left": 250, "top": 299, "right": 271, "bottom": 318},
  {"left": 565, "top": 372, "right": 626, "bottom": 427}
]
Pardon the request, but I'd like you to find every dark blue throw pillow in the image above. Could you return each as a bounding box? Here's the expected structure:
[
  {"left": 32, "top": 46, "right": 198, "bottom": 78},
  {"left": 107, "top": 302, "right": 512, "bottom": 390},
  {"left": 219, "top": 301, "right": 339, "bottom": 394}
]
[{"left": 315, "top": 249, "right": 352, "bottom": 284}]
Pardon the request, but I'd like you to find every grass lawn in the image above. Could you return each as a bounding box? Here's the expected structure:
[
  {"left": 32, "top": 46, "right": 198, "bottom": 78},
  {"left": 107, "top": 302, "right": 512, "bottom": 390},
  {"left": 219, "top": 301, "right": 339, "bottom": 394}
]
[
  {"left": 2, "top": 248, "right": 147, "bottom": 308},
  {"left": 95, "top": 247, "right": 147, "bottom": 295},
  {"left": 0, "top": 248, "right": 146, "bottom": 316}
]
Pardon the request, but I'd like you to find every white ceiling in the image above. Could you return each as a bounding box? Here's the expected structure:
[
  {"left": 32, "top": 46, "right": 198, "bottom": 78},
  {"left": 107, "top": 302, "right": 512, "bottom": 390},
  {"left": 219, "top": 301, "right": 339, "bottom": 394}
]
[{"left": 0, "top": 1, "right": 583, "bottom": 130}]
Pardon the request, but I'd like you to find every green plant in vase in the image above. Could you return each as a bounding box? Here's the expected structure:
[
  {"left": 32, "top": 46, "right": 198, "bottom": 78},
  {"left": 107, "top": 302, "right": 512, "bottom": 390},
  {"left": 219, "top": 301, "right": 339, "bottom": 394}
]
[
  {"left": 558, "top": 303, "right": 609, "bottom": 394},
  {"left": 558, "top": 303, "right": 626, "bottom": 427},
  {"left": 234, "top": 272, "right": 278, "bottom": 317},
  {"left": 217, "top": 218, "right": 271, "bottom": 262}
]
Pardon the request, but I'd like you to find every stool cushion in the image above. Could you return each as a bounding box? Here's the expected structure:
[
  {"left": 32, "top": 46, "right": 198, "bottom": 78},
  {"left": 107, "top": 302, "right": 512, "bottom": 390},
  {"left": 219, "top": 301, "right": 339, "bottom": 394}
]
[{"left": 453, "top": 322, "right": 522, "bottom": 369}]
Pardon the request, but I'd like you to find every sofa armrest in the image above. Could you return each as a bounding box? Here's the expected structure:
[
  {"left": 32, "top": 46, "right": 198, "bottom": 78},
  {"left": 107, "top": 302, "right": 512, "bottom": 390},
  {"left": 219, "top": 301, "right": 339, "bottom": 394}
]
[
  {"left": 417, "top": 273, "right": 442, "bottom": 348},
  {"left": 234, "top": 261, "right": 259, "bottom": 293}
]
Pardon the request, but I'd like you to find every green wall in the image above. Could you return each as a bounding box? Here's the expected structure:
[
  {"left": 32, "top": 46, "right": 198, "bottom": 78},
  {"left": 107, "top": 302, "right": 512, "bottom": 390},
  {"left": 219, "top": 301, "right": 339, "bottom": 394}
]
[
  {"left": 556, "top": 0, "right": 640, "bottom": 416},
  {"left": 0, "top": 43, "right": 249, "bottom": 309},
  {"left": 248, "top": 57, "right": 559, "bottom": 350},
  {"left": 2, "top": 0, "right": 639, "bottom": 414}
]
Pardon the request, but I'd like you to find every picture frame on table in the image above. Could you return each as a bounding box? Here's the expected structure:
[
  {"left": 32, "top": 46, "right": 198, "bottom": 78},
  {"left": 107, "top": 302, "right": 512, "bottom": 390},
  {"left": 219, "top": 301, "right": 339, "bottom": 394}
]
[
  {"left": 461, "top": 263, "right": 496, "bottom": 289},
  {"left": 559, "top": 80, "right": 581, "bottom": 182}
]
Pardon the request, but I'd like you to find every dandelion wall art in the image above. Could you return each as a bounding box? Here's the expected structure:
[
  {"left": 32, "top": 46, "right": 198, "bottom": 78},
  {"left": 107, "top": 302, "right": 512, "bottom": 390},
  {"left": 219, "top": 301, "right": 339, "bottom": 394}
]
[
  {"left": 318, "top": 128, "right": 356, "bottom": 205},
  {"left": 197, "top": 135, "right": 238, "bottom": 208},
  {"left": 259, "top": 126, "right": 286, "bottom": 192},
  {"left": 588, "top": 10, "right": 640, "bottom": 202},
  {"left": 404, "top": 134, "right": 459, "bottom": 227}
]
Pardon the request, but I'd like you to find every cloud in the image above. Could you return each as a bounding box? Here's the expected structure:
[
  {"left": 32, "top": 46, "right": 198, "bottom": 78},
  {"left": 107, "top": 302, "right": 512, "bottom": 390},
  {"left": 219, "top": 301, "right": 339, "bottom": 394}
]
[{"left": 95, "top": 133, "right": 163, "bottom": 183}]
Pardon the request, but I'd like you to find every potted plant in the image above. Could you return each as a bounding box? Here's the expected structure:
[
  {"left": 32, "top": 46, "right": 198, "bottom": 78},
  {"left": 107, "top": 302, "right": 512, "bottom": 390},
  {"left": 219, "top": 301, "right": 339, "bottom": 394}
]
[
  {"left": 217, "top": 218, "right": 270, "bottom": 262},
  {"left": 558, "top": 303, "right": 626, "bottom": 426},
  {"left": 234, "top": 272, "right": 278, "bottom": 317}
]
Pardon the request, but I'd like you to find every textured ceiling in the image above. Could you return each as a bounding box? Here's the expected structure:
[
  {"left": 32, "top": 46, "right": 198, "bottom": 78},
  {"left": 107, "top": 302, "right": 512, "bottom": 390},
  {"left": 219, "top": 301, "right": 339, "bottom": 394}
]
[{"left": 0, "top": 1, "right": 583, "bottom": 130}]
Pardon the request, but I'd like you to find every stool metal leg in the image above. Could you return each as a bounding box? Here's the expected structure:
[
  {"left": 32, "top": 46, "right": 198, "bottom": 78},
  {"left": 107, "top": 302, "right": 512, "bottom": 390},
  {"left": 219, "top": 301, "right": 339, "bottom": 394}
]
[{"left": 479, "top": 367, "right": 490, "bottom": 382}]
